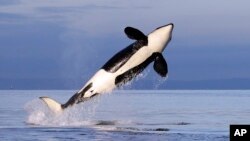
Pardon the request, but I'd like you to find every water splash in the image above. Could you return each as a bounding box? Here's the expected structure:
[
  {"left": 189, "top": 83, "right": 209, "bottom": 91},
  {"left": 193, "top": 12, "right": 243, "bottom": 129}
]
[
  {"left": 24, "top": 96, "right": 101, "bottom": 126},
  {"left": 118, "top": 68, "right": 150, "bottom": 90},
  {"left": 23, "top": 68, "right": 165, "bottom": 127},
  {"left": 24, "top": 94, "right": 133, "bottom": 128},
  {"left": 153, "top": 75, "right": 168, "bottom": 90}
]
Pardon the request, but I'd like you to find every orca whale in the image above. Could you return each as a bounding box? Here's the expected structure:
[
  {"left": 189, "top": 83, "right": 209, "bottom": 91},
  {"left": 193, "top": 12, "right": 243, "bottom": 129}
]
[{"left": 40, "top": 23, "right": 174, "bottom": 113}]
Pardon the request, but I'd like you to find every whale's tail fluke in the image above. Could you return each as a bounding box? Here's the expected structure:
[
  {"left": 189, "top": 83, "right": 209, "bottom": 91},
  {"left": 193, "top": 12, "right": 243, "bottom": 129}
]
[{"left": 39, "top": 97, "right": 63, "bottom": 113}]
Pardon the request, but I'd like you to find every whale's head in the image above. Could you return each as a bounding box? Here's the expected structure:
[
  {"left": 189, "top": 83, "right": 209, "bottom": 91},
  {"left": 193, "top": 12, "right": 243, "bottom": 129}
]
[{"left": 147, "top": 23, "right": 174, "bottom": 53}]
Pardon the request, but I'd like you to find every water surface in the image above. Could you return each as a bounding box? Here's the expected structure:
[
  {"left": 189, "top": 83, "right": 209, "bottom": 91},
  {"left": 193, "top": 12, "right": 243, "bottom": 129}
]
[{"left": 1, "top": 90, "right": 249, "bottom": 140}]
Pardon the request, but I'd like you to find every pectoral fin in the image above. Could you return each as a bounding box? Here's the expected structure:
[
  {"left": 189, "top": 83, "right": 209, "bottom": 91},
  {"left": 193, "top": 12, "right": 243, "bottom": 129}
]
[
  {"left": 153, "top": 53, "right": 168, "bottom": 77},
  {"left": 124, "top": 27, "right": 147, "bottom": 42}
]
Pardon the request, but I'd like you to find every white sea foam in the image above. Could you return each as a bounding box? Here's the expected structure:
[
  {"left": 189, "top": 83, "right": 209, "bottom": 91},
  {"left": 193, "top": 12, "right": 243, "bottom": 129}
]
[
  {"left": 24, "top": 95, "right": 134, "bottom": 128},
  {"left": 24, "top": 97, "right": 100, "bottom": 126}
]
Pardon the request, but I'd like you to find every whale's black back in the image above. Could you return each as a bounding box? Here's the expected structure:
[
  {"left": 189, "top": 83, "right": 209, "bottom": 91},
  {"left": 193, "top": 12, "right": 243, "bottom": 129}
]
[{"left": 102, "top": 40, "right": 147, "bottom": 73}]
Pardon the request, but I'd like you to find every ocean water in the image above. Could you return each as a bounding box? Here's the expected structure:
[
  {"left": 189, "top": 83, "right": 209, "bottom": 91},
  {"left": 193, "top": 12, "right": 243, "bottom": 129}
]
[{"left": 0, "top": 90, "right": 250, "bottom": 141}]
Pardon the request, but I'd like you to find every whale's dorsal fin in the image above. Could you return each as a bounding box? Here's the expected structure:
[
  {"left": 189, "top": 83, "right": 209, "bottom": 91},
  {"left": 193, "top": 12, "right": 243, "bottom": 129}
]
[
  {"left": 124, "top": 27, "right": 147, "bottom": 42},
  {"left": 153, "top": 53, "right": 168, "bottom": 77}
]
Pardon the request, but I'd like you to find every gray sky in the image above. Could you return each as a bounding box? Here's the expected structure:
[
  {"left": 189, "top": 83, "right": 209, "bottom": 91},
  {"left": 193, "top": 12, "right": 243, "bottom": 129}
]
[{"left": 1, "top": 0, "right": 250, "bottom": 89}]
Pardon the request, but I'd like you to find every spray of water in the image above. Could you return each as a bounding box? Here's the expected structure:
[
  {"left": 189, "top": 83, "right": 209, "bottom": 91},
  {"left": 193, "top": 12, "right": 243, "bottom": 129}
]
[
  {"left": 154, "top": 75, "right": 168, "bottom": 90},
  {"left": 24, "top": 68, "right": 166, "bottom": 127},
  {"left": 119, "top": 67, "right": 167, "bottom": 90},
  {"left": 118, "top": 68, "right": 150, "bottom": 90},
  {"left": 24, "top": 96, "right": 101, "bottom": 127}
]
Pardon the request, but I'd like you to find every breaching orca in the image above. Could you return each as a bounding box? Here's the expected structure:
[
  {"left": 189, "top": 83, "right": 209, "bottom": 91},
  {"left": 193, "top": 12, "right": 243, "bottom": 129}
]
[{"left": 40, "top": 23, "right": 174, "bottom": 113}]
